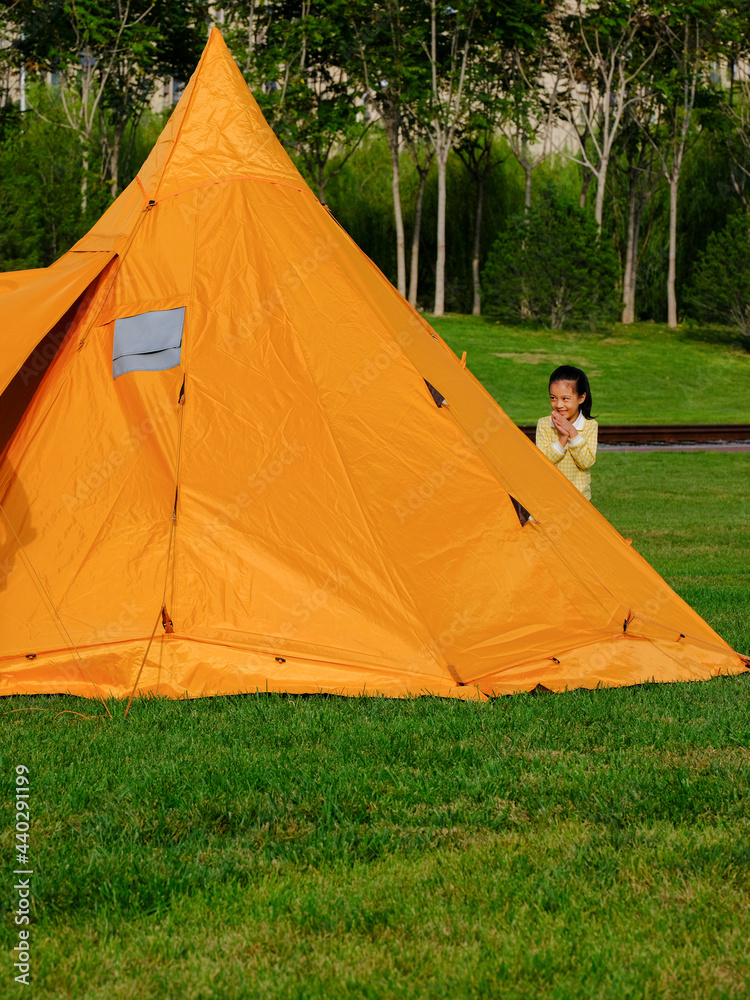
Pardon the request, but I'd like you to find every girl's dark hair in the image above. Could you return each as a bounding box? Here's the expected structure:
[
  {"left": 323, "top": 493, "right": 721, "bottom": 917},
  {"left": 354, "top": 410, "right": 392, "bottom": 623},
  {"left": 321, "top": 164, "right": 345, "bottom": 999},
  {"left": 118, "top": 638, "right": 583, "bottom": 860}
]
[{"left": 549, "top": 365, "right": 593, "bottom": 419}]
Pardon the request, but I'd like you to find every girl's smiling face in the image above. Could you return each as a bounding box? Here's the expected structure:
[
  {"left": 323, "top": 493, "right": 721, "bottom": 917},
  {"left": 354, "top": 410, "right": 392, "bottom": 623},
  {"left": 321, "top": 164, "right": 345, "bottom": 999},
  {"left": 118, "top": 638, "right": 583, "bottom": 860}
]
[{"left": 550, "top": 380, "right": 586, "bottom": 422}]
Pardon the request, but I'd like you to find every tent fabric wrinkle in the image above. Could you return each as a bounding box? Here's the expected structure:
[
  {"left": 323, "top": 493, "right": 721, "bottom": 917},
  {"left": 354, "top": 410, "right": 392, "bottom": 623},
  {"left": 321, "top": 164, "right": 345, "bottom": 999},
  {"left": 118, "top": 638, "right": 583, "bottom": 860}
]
[{"left": 0, "top": 27, "right": 746, "bottom": 701}]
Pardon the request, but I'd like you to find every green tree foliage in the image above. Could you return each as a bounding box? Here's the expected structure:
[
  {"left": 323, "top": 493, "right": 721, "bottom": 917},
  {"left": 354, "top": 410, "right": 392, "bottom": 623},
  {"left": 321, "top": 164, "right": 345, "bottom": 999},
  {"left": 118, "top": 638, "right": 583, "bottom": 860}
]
[
  {"left": 685, "top": 212, "right": 750, "bottom": 346},
  {"left": 0, "top": 91, "right": 167, "bottom": 270},
  {"left": 2, "top": 0, "right": 750, "bottom": 333},
  {"left": 228, "top": 0, "right": 371, "bottom": 204},
  {"left": 619, "top": 128, "right": 737, "bottom": 324},
  {"left": 710, "top": 1, "right": 750, "bottom": 210},
  {"left": 555, "top": 0, "right": 660, "bottom": 231},
  {"left": 346, "top": 0, "right": 433, "bottom": 296},
  {"left": 8, "top": 0, "right": 208, "bottom": 206},
  {"left": 453, "top": 0, "right": 552, "bottom": 313},
  {"left": 634, "top": 2, "right": 722, "bottom": 327},
  {"left": 0, "top": 87, "right": 86, "bottom": 269},
  {"left": 324, "top": 130, "right": 524, "bottom": 312},
  {"left": 481, "top": 193, "right": 621, "bottom": 329}
]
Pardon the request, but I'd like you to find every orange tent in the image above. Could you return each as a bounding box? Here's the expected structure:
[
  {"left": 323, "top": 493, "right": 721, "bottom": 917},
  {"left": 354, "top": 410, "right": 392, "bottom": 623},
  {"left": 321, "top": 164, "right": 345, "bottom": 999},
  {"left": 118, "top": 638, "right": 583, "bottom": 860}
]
[{"left": 0, "top": 30, "right": 746, "bottom": 702}]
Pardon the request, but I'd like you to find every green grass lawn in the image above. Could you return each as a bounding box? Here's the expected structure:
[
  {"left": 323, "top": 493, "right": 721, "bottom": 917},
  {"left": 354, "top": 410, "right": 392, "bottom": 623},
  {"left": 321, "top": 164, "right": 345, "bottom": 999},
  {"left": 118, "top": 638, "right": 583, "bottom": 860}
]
[
  {"left": 429, "top": 315, "right": 750, "bottom": 425},
  {"left": 2, "top": 450, "right": 749, "bottom": 999},
  {"left": 595, "top": 451, "right": 750, "bottom": 658}
]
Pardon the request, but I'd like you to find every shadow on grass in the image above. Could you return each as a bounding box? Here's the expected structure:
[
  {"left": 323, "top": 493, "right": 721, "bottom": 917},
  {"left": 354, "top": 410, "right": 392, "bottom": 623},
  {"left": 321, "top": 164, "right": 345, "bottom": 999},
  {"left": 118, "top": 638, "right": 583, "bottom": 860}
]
[
  {"left": 438, "top": 313, "right": 750, "bottom": 352},
  {"left": 677, "top": 320, "right": 750, "bottom": 351}
]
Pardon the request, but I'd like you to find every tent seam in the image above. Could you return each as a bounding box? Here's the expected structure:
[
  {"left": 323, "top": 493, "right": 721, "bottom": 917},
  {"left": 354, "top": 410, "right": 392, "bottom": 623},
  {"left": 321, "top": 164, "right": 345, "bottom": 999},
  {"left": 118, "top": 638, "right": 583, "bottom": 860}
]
[
  {"left": 166, "top": 185, "right": 208, "bottom": 628},
  {"left": 150, "top": 175, "right": 317, "bottom": 205}
]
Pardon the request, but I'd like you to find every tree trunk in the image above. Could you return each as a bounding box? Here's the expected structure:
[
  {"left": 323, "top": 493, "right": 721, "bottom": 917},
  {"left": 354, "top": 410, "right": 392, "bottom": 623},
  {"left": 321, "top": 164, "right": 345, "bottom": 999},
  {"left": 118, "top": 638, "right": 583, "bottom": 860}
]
[
  {"left": 388, "top": 126, "right": 406, "bottom": 297},
  {"left": 110, "top": 129, "right": 121, "bottom": 200},
  {"left": 471, "top": 172, "right": 484, "bottom": 316},
  {"left": 433, "top": 144, "right": 448, "bottom": 316},
  {"left": 667, "top": 175, "right": 678, "bottom": 328},
  {"left": 594, "top": 156, "right": 608, "bottom": 230},
  {"left": 629, "top": 203, "right": 643, "bottom": 321},
  {"left": 521, "top": 133, "right": 532, "bottom": 210},
  {"left": 81, "top": 138, "right": 89, "bottom": 215},
  {"left": 579, "top": 167, "right": 593, "bottom": 210},
  {"left": 622, "top": 179, "right": 637, "bottom": 324},
  {"left": 729, "top": 160, "right": 748, "bottom": 212},
  {"left": 524, "top": 162, "right": 532, "bottom": 211},
  {"left": 408, "top": 168, "right": 428, "bottom": 308},
  {"left": 247, "top": 0, "right": 256, "bottom": 61},
  {"left": 318, "top": 161, "right": 327, "bottom": 206}
]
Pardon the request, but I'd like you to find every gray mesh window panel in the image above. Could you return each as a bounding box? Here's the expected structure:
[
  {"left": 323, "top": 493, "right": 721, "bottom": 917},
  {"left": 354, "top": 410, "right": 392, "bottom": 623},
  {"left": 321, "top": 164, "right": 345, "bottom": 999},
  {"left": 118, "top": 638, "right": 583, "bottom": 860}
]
[{"left": 113, "top": 307, "right": 185, "bottom": 379}]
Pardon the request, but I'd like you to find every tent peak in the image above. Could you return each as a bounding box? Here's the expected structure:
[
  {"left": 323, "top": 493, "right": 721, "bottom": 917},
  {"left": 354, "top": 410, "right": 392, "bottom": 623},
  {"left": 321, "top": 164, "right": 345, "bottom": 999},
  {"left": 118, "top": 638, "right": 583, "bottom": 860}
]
[{"left": 137, "top": 29, "right": 307, "bottom": 204}]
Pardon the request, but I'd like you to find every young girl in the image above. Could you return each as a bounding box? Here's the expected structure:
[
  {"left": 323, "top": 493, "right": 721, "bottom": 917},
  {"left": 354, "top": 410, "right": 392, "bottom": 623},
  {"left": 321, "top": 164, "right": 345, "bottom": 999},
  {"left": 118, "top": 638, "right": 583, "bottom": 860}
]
[{"left": 535, "top": 365, "right": 598, "bottom": 500}]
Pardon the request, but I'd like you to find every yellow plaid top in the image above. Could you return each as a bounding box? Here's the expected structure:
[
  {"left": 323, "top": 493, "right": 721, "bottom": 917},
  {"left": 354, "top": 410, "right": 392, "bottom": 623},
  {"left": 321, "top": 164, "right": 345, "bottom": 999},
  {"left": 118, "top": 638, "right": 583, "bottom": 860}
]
[{"left": 535, "top": 412, "right": 598, "bottom": 500}]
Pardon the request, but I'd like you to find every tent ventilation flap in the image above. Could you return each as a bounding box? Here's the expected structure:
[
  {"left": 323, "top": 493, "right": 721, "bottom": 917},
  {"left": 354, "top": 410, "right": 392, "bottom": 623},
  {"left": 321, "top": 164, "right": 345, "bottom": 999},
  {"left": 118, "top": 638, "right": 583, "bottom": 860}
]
[{"left": 113, "top": 307, "right": 184, "bottom": 378}]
